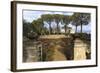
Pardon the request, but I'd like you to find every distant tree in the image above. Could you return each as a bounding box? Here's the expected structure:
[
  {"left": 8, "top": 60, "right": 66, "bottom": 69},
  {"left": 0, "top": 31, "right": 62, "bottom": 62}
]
[
  {"left": 79, "top": 13, "right": 90, "bottom": 33},
  {"left": 61, "top": 15, "right": 71, "bottom": 33},
  {"left": 23, "top": 20, "right": 33, "bottom": 37},
  {"left": 41, "top": 14, "right": 53, "bottom": 34},
  {"left": 71, "top": 13, "right": 90, "bottom": 33},
  {"left": 53, "top": 14, "right": 62, "bottom": 34},
  {"left": 71, "top": 13, "right": 81, "bottom": 33},
  {"left": 36, "top": 18, "right": 45, "bottom": 35},
  {"left": 32, "top": 19, "right": 42, "bottom": 35}
]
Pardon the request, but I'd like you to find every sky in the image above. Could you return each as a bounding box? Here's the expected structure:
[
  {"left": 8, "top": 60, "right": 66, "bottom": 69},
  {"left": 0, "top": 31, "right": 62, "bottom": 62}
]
[
  {"left": 23, "top": 10, "right": 74, "bottom": 22},
  {"left": 23, "top": 10, "right": 91, "bottom": 33}
]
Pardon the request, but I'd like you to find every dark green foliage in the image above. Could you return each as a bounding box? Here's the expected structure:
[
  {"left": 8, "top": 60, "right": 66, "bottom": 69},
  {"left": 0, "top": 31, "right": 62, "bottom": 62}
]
[
  {"left": 24, "top": 12, "right": 91, "bottom": 36},
  {"left": 71, "top": 13, "right": 90, "bottom": 33},
  {"left": 41, "top": 14, "right": 53, "bottom": 34},
  {"left": 61, "top": 15, "right": 71, "bottom": 33},
  {"left": 27, "top": 31, "right": 38, "bottom": 40},
  {"left": 23, "top": 20, "right": 33, "bottom": 37},
  {"left": 73, "top": 33, "right": 91, "bottom": 42},
  {"left": 53, "top": 14, "right": 62, "bottom": 34}
]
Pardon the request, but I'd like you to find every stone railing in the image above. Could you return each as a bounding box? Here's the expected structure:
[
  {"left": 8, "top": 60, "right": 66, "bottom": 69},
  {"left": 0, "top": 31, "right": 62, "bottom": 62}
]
[{"left": 39, "top": 35, "right": 71, "bottom": 39}]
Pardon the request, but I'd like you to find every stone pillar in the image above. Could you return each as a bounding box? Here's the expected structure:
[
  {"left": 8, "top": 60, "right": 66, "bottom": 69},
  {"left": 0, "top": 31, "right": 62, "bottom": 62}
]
[{"left": 74, "top": 39, "right": 87, "bottom": 60}]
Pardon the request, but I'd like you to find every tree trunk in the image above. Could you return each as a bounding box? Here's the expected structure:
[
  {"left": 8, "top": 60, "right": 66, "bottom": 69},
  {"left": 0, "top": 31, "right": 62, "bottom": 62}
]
[
  {"left": 65, "top": 25, "right": 67, "bottom": 34},
  {"left": 80, "top": 15, "right": 83, "bottom": 33},
  {"left": 49, "top": 23, "right": 52, "bottom": 34},
  {"left": 80, "top": 23, "right": 82, "bottom": 33},
  {"left": 57, "top": 23, "right": 59, "bottom": 34},
  {"left": 75, "top": 25, "right": 77, "bottom": 33}
]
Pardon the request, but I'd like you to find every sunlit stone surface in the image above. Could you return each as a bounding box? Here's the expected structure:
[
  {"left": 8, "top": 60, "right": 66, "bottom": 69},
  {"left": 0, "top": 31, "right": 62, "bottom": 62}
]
[{"left": 74, "top": 38, "right": 88, "bottom": 60}]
